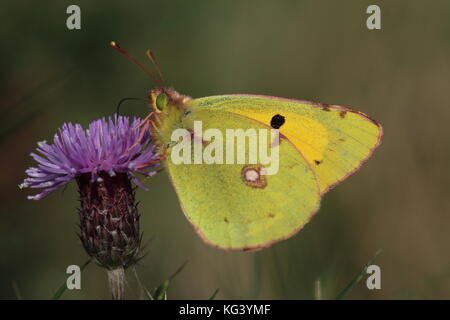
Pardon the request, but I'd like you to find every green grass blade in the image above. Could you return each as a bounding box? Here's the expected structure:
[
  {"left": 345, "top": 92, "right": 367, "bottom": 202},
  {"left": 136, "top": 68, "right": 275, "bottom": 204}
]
[
  {"left": 154, "top": 280, "right": 169, "bottom": 300},
  {"left": 168, "top": 260, "right": 188, "bottom": 281},
  {"left": 52, "top": 258, "right": 92, "bottom": 300},
  {"left": 153, "top": 260, "right": 189, "bottom": 300},
  {"left": 209, "top": 288, "right": 220, "bottom": 300},
  {"left": 132, "top": 267, "right": 153, "bottom": 300},
  {"left": 335, "top": 249, "right": 382, "bottom": 300}
]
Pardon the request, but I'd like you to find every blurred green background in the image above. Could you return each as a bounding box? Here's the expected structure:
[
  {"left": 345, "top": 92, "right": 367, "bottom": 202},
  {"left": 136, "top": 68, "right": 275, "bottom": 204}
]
[{"left": 2, "top": 0, "right": 450, "bottom": 299}]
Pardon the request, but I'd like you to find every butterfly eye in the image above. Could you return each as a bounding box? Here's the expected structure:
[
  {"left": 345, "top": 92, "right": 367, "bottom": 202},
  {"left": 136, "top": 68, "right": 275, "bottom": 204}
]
[{"left": 156, "top": 93, "right": 168, "bottom": 111}]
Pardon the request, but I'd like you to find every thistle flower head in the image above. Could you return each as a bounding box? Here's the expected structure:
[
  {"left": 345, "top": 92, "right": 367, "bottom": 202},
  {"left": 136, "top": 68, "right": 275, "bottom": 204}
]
[
  {"left": 20, "top": 115, "right": 158, "bottom": 199},
  {"left": 21, "top": 115, "right": 159, "bottom": 271}
]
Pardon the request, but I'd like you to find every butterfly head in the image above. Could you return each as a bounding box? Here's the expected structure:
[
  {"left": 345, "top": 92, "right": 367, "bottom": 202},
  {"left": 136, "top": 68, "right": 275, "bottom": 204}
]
[
  {"left": 149, "top": 88, "right": 191, "bottom": 114},
  {"left": 144, "top": 88, "right": 191, "bottom": 148}
]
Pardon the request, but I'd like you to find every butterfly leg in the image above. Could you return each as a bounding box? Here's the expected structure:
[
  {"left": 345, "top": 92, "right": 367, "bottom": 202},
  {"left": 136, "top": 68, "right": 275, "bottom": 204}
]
[
  {"left": 128, "top": 114, "right": 164, "bottom": 154},
  {"left": 127, "top": 122, "right": 151, "bottom": 152},
  {"left": 135, "top": 145, "right": 168, "bottom": 169},
  {"left": 127, "top": 116, "right": 160, "bottom": 152},
  {"left": 134, "top": 112, "right": 154, "bottom": 130}
]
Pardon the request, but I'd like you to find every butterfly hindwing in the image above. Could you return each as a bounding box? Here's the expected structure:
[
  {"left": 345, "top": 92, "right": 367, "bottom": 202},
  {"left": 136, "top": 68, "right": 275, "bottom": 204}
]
[{"left": 164, "top": 109, "right": 320, "bottom": 250}]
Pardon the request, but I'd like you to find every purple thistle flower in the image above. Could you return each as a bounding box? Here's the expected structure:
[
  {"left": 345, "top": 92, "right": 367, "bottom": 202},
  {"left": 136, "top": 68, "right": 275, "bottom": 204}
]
[
  {"left": 20, "top": 115, "right": 160, "bottom": 285},
  {"left": 20, "top": 115, "right": 159, "bottom": 199}
]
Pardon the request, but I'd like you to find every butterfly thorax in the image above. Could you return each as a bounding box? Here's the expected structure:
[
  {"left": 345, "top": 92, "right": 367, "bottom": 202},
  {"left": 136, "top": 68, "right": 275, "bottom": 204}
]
[{"left": 148, "top": 88, "right": 192, "bottom": 148}]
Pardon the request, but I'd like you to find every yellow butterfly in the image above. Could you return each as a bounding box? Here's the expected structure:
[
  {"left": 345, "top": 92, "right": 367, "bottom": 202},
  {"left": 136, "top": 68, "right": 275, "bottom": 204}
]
[{"left": 112, "top": 42, "right": 382, "bottom": 250}]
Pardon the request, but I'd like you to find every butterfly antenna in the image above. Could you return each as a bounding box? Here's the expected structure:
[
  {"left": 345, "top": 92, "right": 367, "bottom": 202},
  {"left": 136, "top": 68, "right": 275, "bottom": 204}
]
[
  {"left": 110, "top": 41, "right": 161, "bottom": 86},
  {"left": 146, "top": 50, "right": 166, "bottom": 87},
  {"left": 116, "top": 97, "right": 145, "bottom": 115}
]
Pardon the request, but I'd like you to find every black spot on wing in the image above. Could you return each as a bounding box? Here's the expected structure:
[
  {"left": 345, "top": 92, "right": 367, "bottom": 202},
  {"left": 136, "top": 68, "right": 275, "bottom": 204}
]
[{"left": 270, "top": 114, "right": 285, "bottom": 129}]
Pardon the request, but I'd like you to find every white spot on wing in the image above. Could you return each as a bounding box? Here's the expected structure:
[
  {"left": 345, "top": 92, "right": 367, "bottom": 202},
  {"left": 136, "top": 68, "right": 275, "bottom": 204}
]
[{"left": 245, "top": 169, "right": 259, "bottom": 182}]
